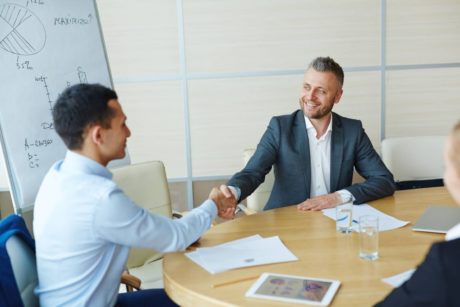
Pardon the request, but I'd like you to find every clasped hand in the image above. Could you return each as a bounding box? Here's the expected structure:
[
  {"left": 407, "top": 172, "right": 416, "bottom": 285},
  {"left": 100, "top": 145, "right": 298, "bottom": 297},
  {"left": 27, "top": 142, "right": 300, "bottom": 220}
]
[{"left": 209, "top": 185, "right": 237, "bottom": 219}]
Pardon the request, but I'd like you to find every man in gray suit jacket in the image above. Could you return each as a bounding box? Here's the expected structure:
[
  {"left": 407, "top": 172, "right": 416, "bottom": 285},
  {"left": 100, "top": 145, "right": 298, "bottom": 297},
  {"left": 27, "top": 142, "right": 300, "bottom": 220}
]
[{"left": 224, "top": 57, "right": 395, "bottom": 211}]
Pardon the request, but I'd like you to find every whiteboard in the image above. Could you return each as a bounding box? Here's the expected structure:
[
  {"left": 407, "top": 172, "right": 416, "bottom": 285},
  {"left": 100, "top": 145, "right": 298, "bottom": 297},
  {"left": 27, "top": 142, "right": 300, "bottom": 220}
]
[{"left": 0, "top": 0, "right": 128, "bottom": 212}]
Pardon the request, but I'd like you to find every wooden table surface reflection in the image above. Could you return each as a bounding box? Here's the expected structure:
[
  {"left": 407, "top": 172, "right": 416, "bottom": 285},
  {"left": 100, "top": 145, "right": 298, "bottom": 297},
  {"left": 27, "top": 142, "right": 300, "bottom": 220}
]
[{"left": 164, "top": 187, "right": 456, "bottom": 306}]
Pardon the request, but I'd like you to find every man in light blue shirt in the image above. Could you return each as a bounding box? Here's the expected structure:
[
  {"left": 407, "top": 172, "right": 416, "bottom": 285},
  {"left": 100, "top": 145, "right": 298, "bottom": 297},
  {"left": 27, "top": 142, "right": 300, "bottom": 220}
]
[{"left": 33, "top": 84, "right": 235, "bottom": 306}]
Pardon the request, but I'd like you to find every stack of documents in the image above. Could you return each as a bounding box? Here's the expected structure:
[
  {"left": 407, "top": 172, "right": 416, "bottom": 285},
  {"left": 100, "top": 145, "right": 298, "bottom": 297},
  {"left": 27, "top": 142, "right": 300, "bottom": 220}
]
[
  {"left": 186, "top": 235, "right": 298, "bottom": 274},
  {"left": 322, "top": 204, "right": 409, "bottom": 232}
]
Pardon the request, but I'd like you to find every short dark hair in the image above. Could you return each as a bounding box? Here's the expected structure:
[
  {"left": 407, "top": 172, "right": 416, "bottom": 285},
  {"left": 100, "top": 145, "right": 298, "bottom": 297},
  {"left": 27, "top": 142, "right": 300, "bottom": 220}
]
[
  {"left": 308, "top": 56, "right": 344, "bottom": 87},
  {"left": 53, "top": 83, "right": 118, "bottom": 150}
]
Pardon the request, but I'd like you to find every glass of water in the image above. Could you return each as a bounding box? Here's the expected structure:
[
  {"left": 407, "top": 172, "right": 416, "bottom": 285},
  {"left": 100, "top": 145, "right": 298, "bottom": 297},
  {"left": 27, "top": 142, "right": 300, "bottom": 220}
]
[
  {"left": 359, "top": 215, "right": 379, "bottom": 261},
  {"left": 336, "top": 201, "right": 353, "bottom": 233}
]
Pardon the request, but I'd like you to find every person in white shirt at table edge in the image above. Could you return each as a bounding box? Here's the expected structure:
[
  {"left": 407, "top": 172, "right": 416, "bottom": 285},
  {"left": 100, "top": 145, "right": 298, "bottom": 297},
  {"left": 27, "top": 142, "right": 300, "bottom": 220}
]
[
  {"left": 33, "top": 83, "right": 236, "bottom": 307},
  {"left": 220, "top": 56, "right": 395, "bottom": 211},
  {"left": 375, "top": 121, "right": 460, "bottom": 306}
]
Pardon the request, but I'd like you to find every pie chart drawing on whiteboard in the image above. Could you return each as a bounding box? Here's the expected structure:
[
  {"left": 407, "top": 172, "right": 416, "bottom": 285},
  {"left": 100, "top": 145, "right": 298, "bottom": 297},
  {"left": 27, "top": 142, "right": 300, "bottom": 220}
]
[{"left": 0, "top": 3, "right": 46, "bottom": 56}]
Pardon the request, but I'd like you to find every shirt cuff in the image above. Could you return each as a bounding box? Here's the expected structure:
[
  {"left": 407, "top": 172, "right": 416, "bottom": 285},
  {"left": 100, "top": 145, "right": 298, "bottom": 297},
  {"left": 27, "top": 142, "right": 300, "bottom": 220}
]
[
  {"left": 228, "top": 186, "right": 241, "bottom": 202},
  {"left": 337, "top": 189, "right": 355, "bottom": 204}
]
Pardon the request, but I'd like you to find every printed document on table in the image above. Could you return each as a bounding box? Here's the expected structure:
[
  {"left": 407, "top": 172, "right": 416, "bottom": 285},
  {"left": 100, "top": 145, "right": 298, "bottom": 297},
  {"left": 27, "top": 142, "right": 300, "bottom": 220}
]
[
  {"left": 186, "top": 235, "right": 298, "bottom": 274},
  {"left": 186, "top": 234, "right": 264, "bottom": 270},
  {"left": 195, "top": 234, "right": 263, "bottom": 251},
  {"left": 382, "top": 269, "right": 416, "bottom": 287},
  {"left": 322, "top": 204, "right": 409, "bottom": 231}
]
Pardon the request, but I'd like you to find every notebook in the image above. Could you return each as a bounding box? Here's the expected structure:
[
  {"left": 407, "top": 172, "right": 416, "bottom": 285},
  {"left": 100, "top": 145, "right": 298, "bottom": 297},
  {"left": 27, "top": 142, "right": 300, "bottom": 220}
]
[{"left": 412, "top": 206, "right": 460, "bottom": 233}]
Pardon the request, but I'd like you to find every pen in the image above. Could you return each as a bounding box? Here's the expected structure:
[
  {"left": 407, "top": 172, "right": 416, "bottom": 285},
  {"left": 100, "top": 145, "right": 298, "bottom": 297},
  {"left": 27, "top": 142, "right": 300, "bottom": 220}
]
[
  {"left": 211, "top": 275, "right": 259, "bottom": 288},
  {"left": 337, "top": 216, "right": 359, "bottom": 224}
]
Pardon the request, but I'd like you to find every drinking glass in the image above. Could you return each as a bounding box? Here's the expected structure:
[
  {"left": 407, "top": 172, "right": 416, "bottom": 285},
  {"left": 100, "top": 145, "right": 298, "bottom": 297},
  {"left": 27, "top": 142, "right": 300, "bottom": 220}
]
[{"left": 359, "top": 215, "right": 379, "bottom": 261}]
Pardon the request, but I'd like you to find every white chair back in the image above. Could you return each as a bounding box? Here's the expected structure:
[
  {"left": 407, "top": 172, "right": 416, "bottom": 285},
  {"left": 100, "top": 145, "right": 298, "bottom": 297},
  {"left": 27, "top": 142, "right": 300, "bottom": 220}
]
[
  {"left": 381, "top": 136, "right": 445, "bottom": 182},
  {"left": 111, "top": 161, "right": 172, "bottom": 289},
  {"left": 243, "top": 149, "right": 275, "bottom": 212}
]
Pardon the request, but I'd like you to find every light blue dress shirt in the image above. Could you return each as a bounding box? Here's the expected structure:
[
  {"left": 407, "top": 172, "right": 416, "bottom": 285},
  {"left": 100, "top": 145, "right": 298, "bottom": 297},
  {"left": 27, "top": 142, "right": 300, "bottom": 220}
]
[{"left": 33, "top": 151, "right": 217, "bottom": 307}]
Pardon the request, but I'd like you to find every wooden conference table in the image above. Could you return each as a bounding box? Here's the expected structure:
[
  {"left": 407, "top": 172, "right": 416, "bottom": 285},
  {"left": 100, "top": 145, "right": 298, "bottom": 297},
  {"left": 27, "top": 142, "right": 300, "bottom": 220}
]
[{"left": 163, "top": 187, "right": 456, "bottom": 306}]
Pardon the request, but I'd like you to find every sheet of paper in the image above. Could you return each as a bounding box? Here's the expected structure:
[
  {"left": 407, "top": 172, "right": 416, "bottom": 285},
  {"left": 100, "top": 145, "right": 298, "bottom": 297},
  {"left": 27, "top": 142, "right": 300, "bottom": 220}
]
[
  {"left": 186, "top": 235, "right": 298, "bottom": 274},
  {"left": 187, "top": 234, "right": 264, "bottom": 269},
  {"left": 382, "top": 269, "right": 416, "bottom": 287},
  {"left": 195, "top": 234, "right": 263, "bottom": 251},
  {"left": 322, "top": 204, "right": 409, "bottom": 232}
]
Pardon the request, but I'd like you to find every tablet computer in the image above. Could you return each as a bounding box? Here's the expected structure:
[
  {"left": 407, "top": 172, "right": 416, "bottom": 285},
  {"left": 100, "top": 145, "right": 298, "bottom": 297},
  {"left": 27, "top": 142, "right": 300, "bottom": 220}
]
[{"left": 245, "top": 272, "right": 340, "bottom": 306}]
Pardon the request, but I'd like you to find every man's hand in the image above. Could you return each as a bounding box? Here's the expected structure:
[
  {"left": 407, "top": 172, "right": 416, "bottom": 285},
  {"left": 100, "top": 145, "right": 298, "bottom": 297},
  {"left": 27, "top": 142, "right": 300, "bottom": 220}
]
[
  {"left": 209, "top": 185, "right": 237, "bottom": 219},
  {"left": 297, "top": 192, "right": 343, "bottom": 211}
]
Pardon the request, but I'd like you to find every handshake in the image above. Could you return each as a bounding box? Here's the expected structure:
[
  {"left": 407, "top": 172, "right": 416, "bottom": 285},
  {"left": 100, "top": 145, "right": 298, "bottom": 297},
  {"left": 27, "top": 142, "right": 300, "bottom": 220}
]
[{"left": 209, "top": 185, "right": 238, "bottom": 219}]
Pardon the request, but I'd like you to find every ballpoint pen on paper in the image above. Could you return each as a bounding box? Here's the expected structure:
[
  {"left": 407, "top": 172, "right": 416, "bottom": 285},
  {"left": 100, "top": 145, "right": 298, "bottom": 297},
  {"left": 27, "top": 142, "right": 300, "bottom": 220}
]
[{"left": 336, "top": 216, "right": 359, "bottom": 224}]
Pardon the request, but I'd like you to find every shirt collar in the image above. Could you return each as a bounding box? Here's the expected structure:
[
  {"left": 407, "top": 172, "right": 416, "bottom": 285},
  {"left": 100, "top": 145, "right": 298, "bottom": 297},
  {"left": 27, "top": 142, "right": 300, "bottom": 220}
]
[
  {"left": 61, "top": 150, "right": 113, "bottom": 180},
  {"left": 304, "top": 115, "right": 333, "bottom": 136},
  {"left": 445, "top": 223, "right": 460, "bottom": 241}
]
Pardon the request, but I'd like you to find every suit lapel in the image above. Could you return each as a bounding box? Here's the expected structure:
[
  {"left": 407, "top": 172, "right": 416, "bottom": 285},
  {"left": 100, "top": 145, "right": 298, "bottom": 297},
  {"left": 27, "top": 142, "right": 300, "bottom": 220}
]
[
  {"left": 330, "top": 113, "right": 343, "bottom": 192},
  {"left": 294, "top": 111, "right": 311, "bottom": 196}
]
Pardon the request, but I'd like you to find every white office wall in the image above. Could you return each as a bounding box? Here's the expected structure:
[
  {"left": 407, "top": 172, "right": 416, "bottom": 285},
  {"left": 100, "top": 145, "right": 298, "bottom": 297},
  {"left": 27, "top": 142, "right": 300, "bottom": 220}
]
[
  {"left": 386, "top": 68, "right": 460, "bottom": 137},
  {"left": 387, "top": 0, "right": 460, "bottom": 65},
  {"left": 385, "top": 0, "right": 460, "bottom": 139},
  {"left": 115, "top": 82, "right": 187, "bottom": 178},
  {"left": 96, "top": 0, "right": 460, "bottom": 209},
  {"left": 183, "top": 0, "right": 380, "bottom": 72},
  {"left": 99, "top": 0, "right": 180, "bottom": 76}
]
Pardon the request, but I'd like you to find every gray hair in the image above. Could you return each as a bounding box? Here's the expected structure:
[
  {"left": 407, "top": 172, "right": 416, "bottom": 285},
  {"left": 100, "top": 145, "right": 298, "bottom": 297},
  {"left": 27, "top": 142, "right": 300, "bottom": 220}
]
[{"left": 308, "top": 56, "right": 344, "bottom": 87}]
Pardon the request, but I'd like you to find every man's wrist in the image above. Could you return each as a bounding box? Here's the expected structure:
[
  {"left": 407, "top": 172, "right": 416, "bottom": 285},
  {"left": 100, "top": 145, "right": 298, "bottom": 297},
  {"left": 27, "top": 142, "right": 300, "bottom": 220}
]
[
  {"left": 227, "top": 186, "right": 240, "bottom": 201},
  {"left": 336, "top": 190, "right": 354, "bottom": 204}
]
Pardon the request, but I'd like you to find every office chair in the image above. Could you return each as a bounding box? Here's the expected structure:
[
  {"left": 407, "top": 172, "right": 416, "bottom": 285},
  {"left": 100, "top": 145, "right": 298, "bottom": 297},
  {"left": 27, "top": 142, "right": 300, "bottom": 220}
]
[
  {"left": 241, "top": 148, "right": 275, "bottom": 212},
  {"left": 111, "top": 161, "right": 173, "bottom": 289},
  {"left": 0, "top": 214, "right": 38, "bottom": 307},
  {"left": 381, "top": 136, "right": 445, "bottom": 190},
  {"left": 0, "top": 216, "right": 141, "bottom": 306}
]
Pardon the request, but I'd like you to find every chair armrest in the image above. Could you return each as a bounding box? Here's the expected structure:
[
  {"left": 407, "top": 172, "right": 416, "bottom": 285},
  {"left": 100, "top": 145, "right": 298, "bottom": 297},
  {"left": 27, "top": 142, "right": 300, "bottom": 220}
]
[{"left": 121, "top": 271, "right": 141, "bottom": 292}]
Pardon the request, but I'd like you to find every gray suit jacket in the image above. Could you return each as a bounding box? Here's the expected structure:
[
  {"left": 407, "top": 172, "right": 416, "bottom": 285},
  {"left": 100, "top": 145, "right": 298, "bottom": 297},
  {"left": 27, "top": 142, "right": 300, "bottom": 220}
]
[{"left": 228, "top": 110, "right": 395, "bottom": 210}]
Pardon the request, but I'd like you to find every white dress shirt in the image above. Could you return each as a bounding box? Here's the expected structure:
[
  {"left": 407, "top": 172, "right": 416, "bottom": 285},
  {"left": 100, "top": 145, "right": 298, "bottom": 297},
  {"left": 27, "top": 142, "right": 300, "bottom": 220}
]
[
  {"left": 305, "top": 116, "right": 332, "bottom": 197},
  {"left": 34, "top": 151, "right": 217, "bottom": 307},
  {"left": 304, "top": 116, "right": 353, "bottom": 202}
]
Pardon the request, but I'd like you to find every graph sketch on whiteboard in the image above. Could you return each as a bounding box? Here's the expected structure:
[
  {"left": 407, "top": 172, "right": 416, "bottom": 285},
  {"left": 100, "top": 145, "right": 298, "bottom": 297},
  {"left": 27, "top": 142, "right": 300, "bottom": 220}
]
[{"left": 0, "top": 3, "right": 46, "bottom": 55}]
